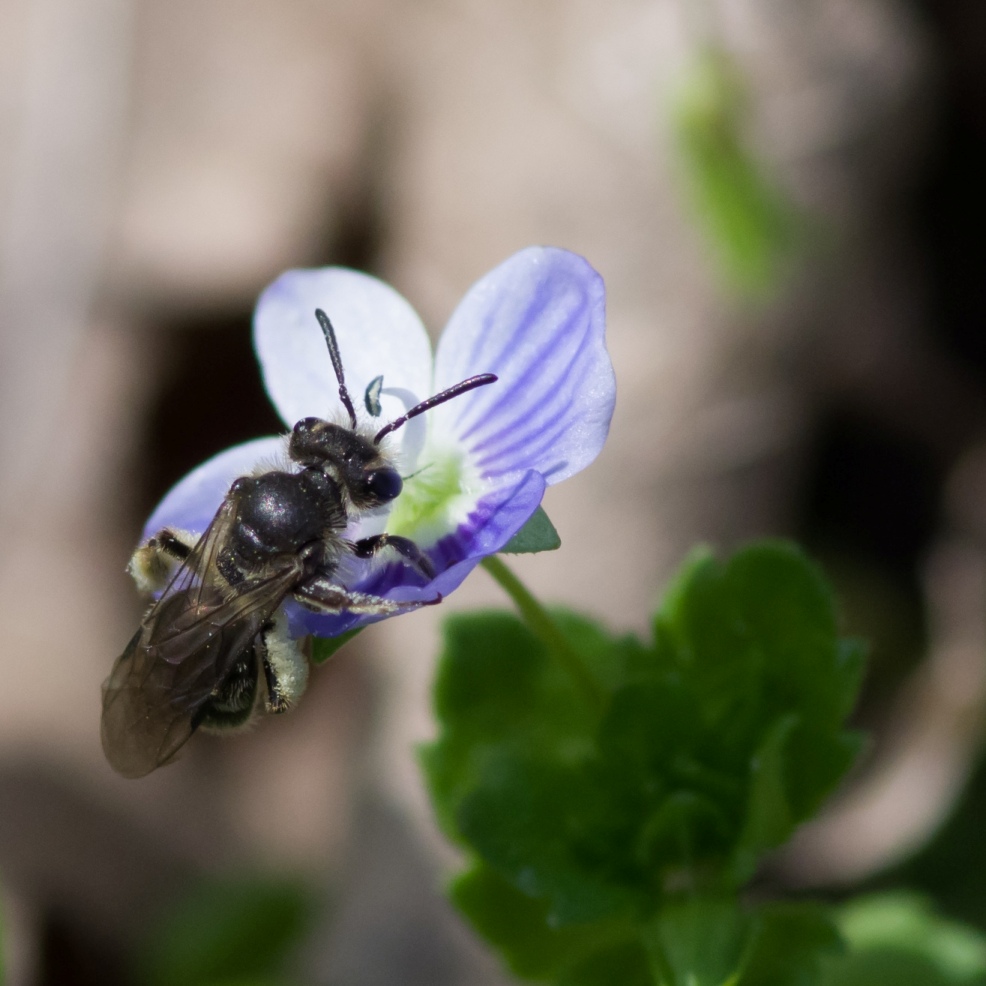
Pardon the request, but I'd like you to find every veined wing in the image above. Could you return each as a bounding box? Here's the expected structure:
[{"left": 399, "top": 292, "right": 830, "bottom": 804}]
[{"left": 101, "top": 499, "right": 302, "bottom": 778}]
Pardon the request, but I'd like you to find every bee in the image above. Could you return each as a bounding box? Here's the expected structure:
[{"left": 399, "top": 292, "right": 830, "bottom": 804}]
[{"left": 101, "top": 309, "right": 495, "bottom": 778}]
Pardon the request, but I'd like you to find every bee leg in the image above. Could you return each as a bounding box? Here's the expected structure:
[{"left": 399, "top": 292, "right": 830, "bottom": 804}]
[
  {"left": 149, "top": 529, "right": 194, "bottom": 561},
  {"left": 257, "top": 613, "right": 309, "bottom": 715},
  {"left": 352, "top": 534, "right": 435, "bottom": 580},
  {"left": 128, "top": 527, "right": 198, "bottom": 594},
  {"left": 294, "top": 574, "right": 442, "bottom": 615},
  {"left": 195, "top": 649, "right": 260, "bottom": 732}
]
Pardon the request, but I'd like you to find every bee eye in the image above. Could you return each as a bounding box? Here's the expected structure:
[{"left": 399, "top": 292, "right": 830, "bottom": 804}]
[{"left": 366, "top": 467, "right": 402, "bottom": 502}]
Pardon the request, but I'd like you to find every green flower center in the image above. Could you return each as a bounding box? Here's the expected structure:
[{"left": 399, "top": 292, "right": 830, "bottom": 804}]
[{"left": 386, "top": 448, "right": 474, "bottom": 544}]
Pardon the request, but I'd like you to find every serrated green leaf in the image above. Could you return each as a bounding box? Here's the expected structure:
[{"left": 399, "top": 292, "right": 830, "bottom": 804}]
[
  {"left": 425, "top": 541, "right": 863, "bottom": 975},
  {"left": 655, "top": 540, "right": 862, "bottom": 847},
  {"left": 310, "top": 627, "right": 362, "bottom": 665},
  {"left": 136, "top": 874, "right": 315, "bottom": 986},
  {"left": 501, "top": 506, "right": 562, "bottom": 554}
]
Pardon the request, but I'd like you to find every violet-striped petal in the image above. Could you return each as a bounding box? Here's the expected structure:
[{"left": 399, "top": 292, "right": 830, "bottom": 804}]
[{"left": 431, "top": 247, "right": 614, "bottom": 486}]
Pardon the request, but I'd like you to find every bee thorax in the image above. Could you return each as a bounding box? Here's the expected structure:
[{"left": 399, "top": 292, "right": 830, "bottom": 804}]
[{"left": 229, "top": 470, "right": 345, "bottom": 566}]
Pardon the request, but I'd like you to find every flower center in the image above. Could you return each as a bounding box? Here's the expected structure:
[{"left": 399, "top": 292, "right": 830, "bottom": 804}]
[{"left": 386, "top": 447, "right": 476, "bottom": 546}]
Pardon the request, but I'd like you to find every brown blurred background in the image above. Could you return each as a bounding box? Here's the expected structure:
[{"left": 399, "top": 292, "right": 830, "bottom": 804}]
[{"left": 0, "top": 0, "right": 984, "bottom": 983}]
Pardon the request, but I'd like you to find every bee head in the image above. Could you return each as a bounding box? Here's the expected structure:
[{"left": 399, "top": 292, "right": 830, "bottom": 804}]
[
  {"left": 289, "top": 417, "right": 403, "bottom": 509},
  {"left": 302, "top": 307, "right": 496, "bottom": 507}
]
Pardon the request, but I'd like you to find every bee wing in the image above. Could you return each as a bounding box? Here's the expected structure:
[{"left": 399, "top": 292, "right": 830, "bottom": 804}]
[{"left": 101, "top": 499, "right": 301, "bottom": 778}]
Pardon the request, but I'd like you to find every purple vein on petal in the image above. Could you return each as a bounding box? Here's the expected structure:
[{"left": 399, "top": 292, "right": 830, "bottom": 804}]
[
  {"left": 454, "top": 290, "right": 593, "bottom": 445},
  {"left": 458, "top": 328, "right": 591, "bottom": 464},
  {"left": 473, "top": 402, "right": 578, "bottom": 477},
  {"left": 456, "top": 264, "right": 558, "bottom": 391},
  {"left": 464, "top": 344, "right": 586, "bottom": 454}
]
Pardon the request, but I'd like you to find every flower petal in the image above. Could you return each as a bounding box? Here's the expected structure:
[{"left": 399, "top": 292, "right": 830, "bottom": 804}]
[
  {"left": 254, "top": 268, "right": 434, "bottom": 429},
  {"left": 142, "top": 436, "right": 287, "bottom": 541},
  {"left": 431, "top": 247, "right": 614, "bottom": 486}
]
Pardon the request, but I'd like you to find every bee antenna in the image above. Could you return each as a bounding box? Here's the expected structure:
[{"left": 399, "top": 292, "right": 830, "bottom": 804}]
[
  {"left": 374, "top": 374, "right": 497, "bottom": 444},
  {"left": 314, "top": 309, "right": 358, "bottom": 429}
]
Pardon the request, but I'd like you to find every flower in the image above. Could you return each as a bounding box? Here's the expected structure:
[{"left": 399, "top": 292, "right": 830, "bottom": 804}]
[{"left": 141, "top": 246, "right": 615, "bottom": 636}]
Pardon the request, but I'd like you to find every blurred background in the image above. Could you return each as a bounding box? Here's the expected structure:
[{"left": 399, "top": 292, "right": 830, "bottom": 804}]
[{"left": 0, "top": 0, "right": 983, "bottom": 982}]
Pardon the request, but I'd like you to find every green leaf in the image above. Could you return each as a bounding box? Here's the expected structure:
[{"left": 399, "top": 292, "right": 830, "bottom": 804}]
[
  {"left": 643, "top": 897, "right": 750, "bottom": 986},
  {"left": 453, "top": 863, "right": 656, "bottom": 985},
  {"left": 501, "top": 506, "right": 562, "bottom": 554},
  {"left": 310, "top": 627, "right": 362, "bottom": 665},
  {"left": 424, "top": 541, "right": 862, "bottom": 977},
  {"left": 456, "top": 753, "right": 647, "bottom": 924},
  {"left": 561, "top": 942, "right": 654, "bottom": 986},
  {"left": 672, "top": 50, "right": 804, "bottom": 301},
  {"left": 136, "top": 874, "right": 315, "bottom": 986},
  {"left": 421, "top": 610, "right": 613, "bottom": 842},
  {"left": 739, "top": 903, "right": 843, "bottom": 986},
  {"left": 730, "top": 715, "right": 798, "bottom": 883},
  {"left": 655, "top": 540, "right": 863, "bottom": 836},
  {"left": 818, "top": 894, "right": 986, "bottom": 986},
  {"left": 451, "top": 863, "right": 631, "bottom": 980}
]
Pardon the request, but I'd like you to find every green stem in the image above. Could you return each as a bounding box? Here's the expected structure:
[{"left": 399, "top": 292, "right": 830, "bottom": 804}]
[{"left": 482, "top": 555, "right": 604, "bottom": 712}]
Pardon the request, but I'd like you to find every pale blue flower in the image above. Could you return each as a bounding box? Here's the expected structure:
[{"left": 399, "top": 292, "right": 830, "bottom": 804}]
[{"left": 142, "top": 246, "right": 615, "bottom": 636}]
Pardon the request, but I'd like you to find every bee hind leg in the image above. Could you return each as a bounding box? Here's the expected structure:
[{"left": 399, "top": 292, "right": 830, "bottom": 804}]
[
  {"left": 195, "top": 648, "right": 260, "bottom": 732},
  {"left": 128, "top": 527, "right": 198, "bottom": 594},
  {"left": 258, "top": 612, "right": 309, "bottom": 715}
]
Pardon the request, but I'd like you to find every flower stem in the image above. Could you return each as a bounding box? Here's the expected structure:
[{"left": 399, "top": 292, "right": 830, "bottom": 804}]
[{"left": 481, "top": 555, "right": 604, "bottom": 712}]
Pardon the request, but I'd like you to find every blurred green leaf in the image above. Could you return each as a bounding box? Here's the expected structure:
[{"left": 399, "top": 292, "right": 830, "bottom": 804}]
[
  {"left": 137, "top": 873, "right": 316, "bottom": 986},
  {"left": 739, "top": 904, "right": 843, "bottom": 986},
  {"left": 672, "top": 50, "right": 803, "bottom": 300},
  {"left": 560, "top": 941, "right": 654, "bottom": 986},
  {"left": 644, "top": 897, "right": 751, "bottom": 986},
  {"left": 730, "top": 714, "right": 798, "bottom": 883},
  {"left": 501, "top": 506, "right": 562, "bottom": 554},
  {"left": 450, "top": 863, "right": 631, "bottom": 980},
  {"left": 818, "top": 894, "right": 986, "bottom": 986}
]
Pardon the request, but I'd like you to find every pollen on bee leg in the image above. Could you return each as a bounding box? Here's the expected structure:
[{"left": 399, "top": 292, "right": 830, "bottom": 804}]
[
  {"left": 261, "top": 611, "right": 310, "bottom": 713},
  {"left": 127, "top": 528, "right": 198, "bottom": 594}
]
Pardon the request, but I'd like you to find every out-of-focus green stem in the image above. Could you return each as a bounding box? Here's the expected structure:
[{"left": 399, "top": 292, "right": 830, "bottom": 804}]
[{"left": 481, "top": 555, "right": 604, "bottom": 712}]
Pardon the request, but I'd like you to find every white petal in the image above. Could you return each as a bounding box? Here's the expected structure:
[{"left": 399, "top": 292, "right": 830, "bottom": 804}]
[{"left": 254, "top": 268, "right": 434, "bottom": 429}]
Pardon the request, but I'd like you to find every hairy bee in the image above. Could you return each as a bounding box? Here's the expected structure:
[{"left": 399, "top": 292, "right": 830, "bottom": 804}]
[{"left": 101, "top": 309, "right": 495, "bottom": 778}]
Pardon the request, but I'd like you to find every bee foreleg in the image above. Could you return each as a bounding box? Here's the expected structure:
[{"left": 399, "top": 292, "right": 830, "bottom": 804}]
[
  {"left": 351, "top": 534, "right": 435, "bottom": 580},
  {"left": 294, "top": 575, "right": 442, "bottom": 616}
]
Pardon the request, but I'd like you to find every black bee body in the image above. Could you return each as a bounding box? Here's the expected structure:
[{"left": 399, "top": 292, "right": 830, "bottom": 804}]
[{"left": 101, "top": 310, "right": 496, "bottom": 777}]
